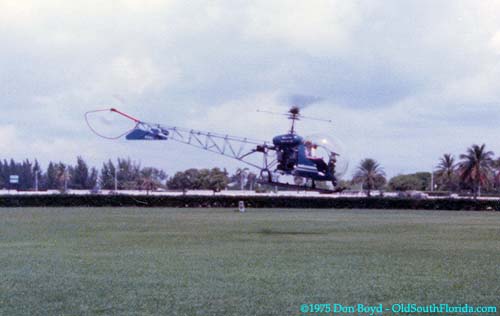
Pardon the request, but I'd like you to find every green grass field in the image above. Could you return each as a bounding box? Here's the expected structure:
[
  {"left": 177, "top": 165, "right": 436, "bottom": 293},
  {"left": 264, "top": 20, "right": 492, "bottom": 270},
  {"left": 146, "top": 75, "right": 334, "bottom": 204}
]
[{"left": 0, "top": 208, "right": 499, "bottom": 315}]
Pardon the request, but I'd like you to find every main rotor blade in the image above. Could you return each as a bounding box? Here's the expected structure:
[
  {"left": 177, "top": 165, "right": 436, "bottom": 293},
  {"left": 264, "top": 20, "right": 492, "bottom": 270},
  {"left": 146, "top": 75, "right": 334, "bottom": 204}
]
[
  {"left": 257, "top": 109, "right": 332, "bottom": 123},
  {"left": 256, "top": 109, "right": 289, "bottom": 117},
  {"left": 298, "top": 114, "right": 332, "bottom": 123}
]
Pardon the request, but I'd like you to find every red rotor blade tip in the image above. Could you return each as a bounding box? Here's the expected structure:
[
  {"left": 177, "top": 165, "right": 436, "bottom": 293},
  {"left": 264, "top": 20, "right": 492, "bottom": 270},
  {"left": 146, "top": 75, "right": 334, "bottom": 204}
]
[{"left": 110, "top": 108, "right": 140, "bottom": 123}]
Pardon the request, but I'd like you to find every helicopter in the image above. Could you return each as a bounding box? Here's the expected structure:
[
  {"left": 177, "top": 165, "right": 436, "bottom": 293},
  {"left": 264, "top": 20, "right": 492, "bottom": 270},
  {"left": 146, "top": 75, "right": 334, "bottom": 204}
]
[{"left": 85, "top": 105, "right": 348, "bottom": 193}]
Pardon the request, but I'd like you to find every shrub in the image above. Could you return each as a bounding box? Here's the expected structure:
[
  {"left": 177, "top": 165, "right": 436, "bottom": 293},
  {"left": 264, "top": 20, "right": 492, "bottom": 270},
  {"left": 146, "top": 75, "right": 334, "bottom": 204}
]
[{"left": 0, "top": 195, "right": 498, "bottom": 211}]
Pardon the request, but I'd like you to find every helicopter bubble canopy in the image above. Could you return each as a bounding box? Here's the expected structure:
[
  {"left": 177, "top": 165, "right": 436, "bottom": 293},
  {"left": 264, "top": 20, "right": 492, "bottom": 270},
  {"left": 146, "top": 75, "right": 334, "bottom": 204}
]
[{"left": 304, "top": 133, "right": 349, "bottom": 178}]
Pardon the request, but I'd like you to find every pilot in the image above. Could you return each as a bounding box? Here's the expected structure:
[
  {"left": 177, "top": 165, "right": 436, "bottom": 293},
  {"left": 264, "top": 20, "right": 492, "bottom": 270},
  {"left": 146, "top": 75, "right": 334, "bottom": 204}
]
[
  {"left": 310, "top": 144, "right": 318, "bottom": 158},
  {"left": 305, "top": 141, "right": 328, "bottom": 173},
  {"left": 304, "top": 141, "right": 313, "bottom": 157}
]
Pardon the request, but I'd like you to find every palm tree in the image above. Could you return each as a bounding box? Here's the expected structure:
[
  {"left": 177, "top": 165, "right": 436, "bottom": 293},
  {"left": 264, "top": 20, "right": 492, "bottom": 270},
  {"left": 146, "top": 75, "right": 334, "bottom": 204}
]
[
  {"left": 352, "top": 158, "right": 386, "bottom": 197},
  {"left": 435, "top": 154, "right": 457, "bottom": 191},
  {"left": 458, "top": 144, "right": 494, "bottom": 198}
]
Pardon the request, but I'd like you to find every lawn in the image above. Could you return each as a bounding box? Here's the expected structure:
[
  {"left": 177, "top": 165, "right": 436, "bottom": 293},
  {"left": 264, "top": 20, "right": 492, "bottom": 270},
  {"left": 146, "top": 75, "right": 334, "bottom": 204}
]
[{"left": 0, "top": 208, "right": 499, "bottom": 315}]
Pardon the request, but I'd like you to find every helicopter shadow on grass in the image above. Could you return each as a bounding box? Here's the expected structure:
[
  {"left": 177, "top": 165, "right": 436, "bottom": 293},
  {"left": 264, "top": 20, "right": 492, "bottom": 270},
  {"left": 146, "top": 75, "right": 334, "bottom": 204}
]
[{"left": 257, "top": 228, "right": 328, "bottom": 236}]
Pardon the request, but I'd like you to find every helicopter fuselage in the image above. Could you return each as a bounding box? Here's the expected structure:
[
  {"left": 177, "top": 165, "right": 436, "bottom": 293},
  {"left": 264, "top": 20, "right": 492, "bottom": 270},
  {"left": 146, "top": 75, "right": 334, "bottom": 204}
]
[{"left": 272, "top": 133, "right": 336, "bottom": 183}]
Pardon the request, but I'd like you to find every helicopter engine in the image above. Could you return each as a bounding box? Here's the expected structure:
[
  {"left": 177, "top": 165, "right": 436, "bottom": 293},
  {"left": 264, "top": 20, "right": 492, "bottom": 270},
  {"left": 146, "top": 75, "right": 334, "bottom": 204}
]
[{"left": 273, "top": 133, "right": 303, "bottom": 172}]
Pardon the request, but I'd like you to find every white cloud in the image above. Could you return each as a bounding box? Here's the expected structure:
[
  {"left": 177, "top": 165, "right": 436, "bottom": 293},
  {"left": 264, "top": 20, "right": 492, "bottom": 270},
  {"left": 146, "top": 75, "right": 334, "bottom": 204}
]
[
  {"left": 186, "top": 92, "right": 287, "bottom": 138},
  {"left": 105, "top": 56, "right": 179, "bottom": 95},
  {"left": 244, "top": 0, "right": 365, "bottom": 56},
  {"left": 489, "top": 30, "right": 500, "bottom": 54},
  {"left": 0, "top": 125, "right": 18, "bottom": 154}
]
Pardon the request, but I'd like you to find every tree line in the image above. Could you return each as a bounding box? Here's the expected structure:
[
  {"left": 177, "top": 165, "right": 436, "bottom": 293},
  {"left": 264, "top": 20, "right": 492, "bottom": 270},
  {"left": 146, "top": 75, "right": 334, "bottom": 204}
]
[
  {"left": 0, "top": 157, "right": 249, "bottom": 192},
  {"left": 2, "top": 143, "right": 498, "bottom": 196},
  {"left": 351, "top": 143, "right": 500, "bottom": 197},
  {"left": 0, "top": 157, "right": 167, "bottom": 192}
]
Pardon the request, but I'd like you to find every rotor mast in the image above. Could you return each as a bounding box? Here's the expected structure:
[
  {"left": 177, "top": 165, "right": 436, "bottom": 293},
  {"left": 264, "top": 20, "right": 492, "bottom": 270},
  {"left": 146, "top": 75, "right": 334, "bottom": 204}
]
[
  {"left": 288, "top": 106, "right": 300, "bottom": 134},
  {"left": 258, "top": 106, "right": 332, "bottom": 134}
]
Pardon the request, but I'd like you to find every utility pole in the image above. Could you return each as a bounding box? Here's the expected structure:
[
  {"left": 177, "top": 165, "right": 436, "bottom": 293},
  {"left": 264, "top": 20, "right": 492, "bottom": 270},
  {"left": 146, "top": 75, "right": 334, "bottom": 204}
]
[
  {"left": 430, "top": 171, "right": 434, "bottom": 192},
  {"left": 114, "top": 167, "right": 118, "bottom": 191},
  {"left": 35, "top": 171, "right": 38, "bottom": 191},
  {"left": 64, "top": 168, "right": 68, "bottom": 192}
]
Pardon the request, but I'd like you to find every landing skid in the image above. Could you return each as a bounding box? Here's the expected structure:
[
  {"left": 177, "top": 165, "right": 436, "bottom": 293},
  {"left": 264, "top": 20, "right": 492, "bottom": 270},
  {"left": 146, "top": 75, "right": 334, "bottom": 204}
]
[{"left": 258, "top": 180, "right": 346, "bottom": 194}]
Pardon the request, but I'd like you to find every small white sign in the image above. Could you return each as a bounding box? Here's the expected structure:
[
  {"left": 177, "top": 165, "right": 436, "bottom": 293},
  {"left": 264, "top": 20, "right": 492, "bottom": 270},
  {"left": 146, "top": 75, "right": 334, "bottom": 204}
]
[
  {"left": 9, "top": 175, "right": 19, "bottom": 184},
  {"left": 238, "top": 201, "right": 245, "bottom": 213}
]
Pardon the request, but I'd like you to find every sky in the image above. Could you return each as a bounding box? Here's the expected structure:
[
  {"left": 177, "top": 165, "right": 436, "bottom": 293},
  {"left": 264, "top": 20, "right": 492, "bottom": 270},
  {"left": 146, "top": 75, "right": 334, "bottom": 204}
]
[{"left": 2, "top": 0, "right": 500, "bottom": 178}]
